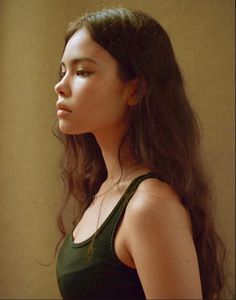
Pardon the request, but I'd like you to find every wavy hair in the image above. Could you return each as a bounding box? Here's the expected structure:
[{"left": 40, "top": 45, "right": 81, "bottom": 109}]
[{"left": 52, "top": 7, "right": 228, "bottom": 300}]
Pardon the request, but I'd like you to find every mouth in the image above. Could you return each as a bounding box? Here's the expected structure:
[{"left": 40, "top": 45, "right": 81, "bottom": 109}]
[
  {"left": 57, "top": 109, "right": 72, "bottom": 117},
  {"left": 58, "top": 107, "right": 71, "bottom": 112},
  {"left": 56, "top": 102, "right": 72, "bottom": 116},
  {"left": 57, "top": 105, "right": 72, "bottom": 112}
]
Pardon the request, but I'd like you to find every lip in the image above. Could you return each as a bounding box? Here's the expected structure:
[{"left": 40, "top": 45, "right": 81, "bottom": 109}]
[
  {"left": 56, "top": 101, "right": 72, "bottom": 117},
  {"left": 57, "top": 109, "right": 72, "bottom": 117},
  {"left": 56, "top": 101, "right": 72, "bottom": 112}
]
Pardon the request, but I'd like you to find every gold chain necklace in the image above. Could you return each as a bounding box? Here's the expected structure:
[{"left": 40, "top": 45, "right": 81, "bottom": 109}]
[
  {"left": 87, "top": 165, "right": 143, "bottom": 258},
  {"left": 90, "top": 180, "right": 117, "bottom": 205},
  {"left": 91, "top": 164, "right": 144, "bottom": 206},
  {"left": 87, "top": 182, "right": 116, "bottom": 258}
]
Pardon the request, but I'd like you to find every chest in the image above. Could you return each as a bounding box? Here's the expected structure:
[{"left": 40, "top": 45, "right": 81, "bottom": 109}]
[{"left": 72, "top": 193, "right": 135, "bottom": 268}]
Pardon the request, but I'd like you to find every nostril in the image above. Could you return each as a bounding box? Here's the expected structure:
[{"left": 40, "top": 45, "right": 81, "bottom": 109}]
[
  {"left": 54, "top": 79, "right": 71, "bottom": 98},
  {"left": 59, "top": 90, "right": 65, "bottom": 96},
  {"left": 55, "top": 83, "right": 65, "bottom": 96}
]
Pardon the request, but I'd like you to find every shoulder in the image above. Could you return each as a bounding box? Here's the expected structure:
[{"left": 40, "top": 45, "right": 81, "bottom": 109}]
[
  {"left": 123, "top": 177, "right": 202, "bottom": 299},
  {"left": 126, "top": 177, "right": 191, "bottom": 232}
]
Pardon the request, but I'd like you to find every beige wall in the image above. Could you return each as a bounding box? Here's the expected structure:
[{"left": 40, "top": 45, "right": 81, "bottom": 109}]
[{"left": 0, "top": 0, "right": 234, "bottom": 298}]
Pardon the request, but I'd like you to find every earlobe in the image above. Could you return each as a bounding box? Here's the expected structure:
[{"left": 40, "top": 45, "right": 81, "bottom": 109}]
[
  {"left": 127, "top": 77, "right": 147, "bottom": 106},
  {"left": 128, "top": 94, "right": 139, "bottom": 106}
]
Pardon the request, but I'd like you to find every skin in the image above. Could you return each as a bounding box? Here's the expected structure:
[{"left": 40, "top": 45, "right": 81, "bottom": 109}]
[{"left": 54, "top": 28, "right": 203, "bottom": 299}]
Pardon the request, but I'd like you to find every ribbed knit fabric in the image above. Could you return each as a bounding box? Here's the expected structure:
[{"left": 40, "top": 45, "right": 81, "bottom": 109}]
[{"left": 56, "top": 173, "right": 158, "bottom": 299}]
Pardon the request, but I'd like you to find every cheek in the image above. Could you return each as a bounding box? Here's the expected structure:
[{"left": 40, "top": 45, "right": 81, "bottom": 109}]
[
  {"left": 75, "top": 79, "right": 127, "bottom": 118},
  {"left": 59, "top": 78, "right": 128, "bottom": 134}
]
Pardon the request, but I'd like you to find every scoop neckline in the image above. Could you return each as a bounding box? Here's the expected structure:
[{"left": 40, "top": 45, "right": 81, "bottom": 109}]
[{"left": 70, "top": 172, "right": 156, "bottom": 248}]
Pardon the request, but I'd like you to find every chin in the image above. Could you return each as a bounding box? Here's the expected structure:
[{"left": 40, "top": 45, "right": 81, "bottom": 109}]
[
  {"left": 58, "top": 123, "right": 88, "bottom": 135},
  {"left": 58, "top": 124, "right": 75, "bottom": 135}
]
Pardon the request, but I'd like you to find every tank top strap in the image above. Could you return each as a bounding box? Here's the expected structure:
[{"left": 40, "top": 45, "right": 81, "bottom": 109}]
[
  {"left": 70, "top": 172, "right": 158, "bottom": 250},
  {"left": 109, "top": 172, "right": 158, "bottom": 249},
  {"left": 119, "top": 172, "right": 158, "bottom": 208}
]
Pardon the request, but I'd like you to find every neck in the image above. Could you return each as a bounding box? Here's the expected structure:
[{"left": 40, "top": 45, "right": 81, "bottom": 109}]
[{"left": 92, "top": 125, "right": 138, "bottom": 183}]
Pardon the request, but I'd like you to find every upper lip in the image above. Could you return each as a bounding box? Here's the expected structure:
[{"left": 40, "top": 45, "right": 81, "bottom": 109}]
[{"left": 56, "top": 102, "right": 72, "bottom": 112}]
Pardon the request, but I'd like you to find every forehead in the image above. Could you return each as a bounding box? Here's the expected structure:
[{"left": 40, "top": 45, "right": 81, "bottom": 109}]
[{"left": 62, "top": 28, "right": 117, "bottom": 69}]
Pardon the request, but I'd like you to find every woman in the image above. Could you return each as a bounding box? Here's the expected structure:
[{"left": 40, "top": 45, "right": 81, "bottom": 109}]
[{"left": 53, "top": 7, "right": 226, "bottom": 299}]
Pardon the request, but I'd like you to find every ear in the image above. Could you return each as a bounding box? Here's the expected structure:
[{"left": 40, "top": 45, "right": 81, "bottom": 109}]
[{"left": 127, "top": 77, "right": 147, "bottom": 106}]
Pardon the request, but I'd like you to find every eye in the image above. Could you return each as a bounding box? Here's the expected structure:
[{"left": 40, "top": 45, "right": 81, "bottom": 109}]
[{"left": 76, "top": 70, "right": 92, "bottom": 77}]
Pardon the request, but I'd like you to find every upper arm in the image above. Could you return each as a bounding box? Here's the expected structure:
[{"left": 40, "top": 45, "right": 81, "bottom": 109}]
[{"left": 126, "top": 179, "right": 203, "bottom": 299}]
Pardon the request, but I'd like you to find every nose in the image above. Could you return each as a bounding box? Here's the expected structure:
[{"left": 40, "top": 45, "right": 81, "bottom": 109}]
[{"left": 54, "top": 76, "right": 71, "bottom": 97}]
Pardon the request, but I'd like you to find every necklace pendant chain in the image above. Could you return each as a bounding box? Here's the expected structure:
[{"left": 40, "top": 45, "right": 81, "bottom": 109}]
[{"left": 91, "top": 181, "right": 116, "bottom": 206}]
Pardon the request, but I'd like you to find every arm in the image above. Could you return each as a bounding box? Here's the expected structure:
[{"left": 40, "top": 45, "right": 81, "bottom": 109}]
[{"left": 126, "top": 179, "right": 203, "bottom": 299}]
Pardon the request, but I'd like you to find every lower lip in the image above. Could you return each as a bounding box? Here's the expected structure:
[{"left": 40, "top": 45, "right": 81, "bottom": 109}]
[{"left": 57, "top": 109, "right": 72, "bottom": 117}]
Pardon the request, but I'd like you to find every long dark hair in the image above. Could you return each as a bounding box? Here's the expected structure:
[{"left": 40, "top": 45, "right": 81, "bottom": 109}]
[{"left": 53, "top": 7, "right": 228, "bottom": 299}]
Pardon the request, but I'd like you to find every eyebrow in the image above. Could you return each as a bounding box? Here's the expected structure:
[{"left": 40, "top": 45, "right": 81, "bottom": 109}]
[{"left": 61, "top": 57, "right": 99, "bottom": 67}]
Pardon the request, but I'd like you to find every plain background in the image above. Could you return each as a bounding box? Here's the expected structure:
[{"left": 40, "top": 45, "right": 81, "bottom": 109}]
[{"left": 0, "top": 0, "right": 234, "bottom": 298}]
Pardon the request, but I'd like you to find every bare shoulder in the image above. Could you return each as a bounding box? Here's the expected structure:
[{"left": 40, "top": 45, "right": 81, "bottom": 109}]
[
  {"left": 125, "top": 177, "right": 192, "bottom": 233},
  {"left": 123, "top": 177, "right": 202, "bottom": 299}
]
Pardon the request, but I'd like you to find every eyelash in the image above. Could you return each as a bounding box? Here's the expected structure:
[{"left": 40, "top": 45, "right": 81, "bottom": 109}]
[
  {"left": 76, "top": 70, "right": 92, "bottom": 77},
  {"left": 59, "top": 70, "right": 92, "bottom": 79}
]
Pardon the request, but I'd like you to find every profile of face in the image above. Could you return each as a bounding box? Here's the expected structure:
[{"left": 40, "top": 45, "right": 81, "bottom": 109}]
[{"left": 55, "top": 28, "right": 136, "bottom": 135}]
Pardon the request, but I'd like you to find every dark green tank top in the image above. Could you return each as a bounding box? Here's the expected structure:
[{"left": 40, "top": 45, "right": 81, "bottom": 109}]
[{"left": 56, "top": 173, "right": 157, "bottom": 299}]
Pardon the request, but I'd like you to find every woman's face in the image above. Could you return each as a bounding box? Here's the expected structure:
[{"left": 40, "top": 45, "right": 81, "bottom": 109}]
[{"left": 55, "top": 28, "right": 133, "bottom": 135}]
